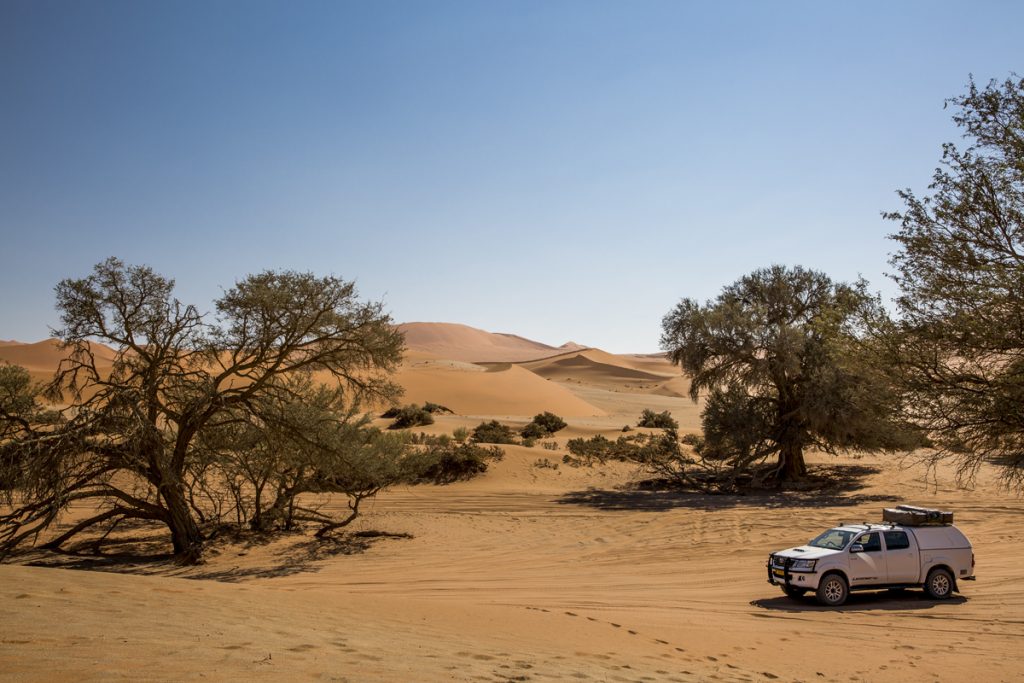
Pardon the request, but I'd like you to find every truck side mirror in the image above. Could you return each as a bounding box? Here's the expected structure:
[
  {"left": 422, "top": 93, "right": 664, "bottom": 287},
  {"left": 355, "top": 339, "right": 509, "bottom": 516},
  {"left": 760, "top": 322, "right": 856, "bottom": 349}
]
[{"left": 850, "top": 544, "right": 864, "bottom": 553}]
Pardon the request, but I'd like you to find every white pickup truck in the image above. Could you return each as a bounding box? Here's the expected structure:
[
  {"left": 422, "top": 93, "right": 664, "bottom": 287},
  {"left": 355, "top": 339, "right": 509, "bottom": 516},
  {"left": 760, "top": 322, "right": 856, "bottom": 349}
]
[{"left": 767, "top": 506, "right": 975, "bottom": 606}]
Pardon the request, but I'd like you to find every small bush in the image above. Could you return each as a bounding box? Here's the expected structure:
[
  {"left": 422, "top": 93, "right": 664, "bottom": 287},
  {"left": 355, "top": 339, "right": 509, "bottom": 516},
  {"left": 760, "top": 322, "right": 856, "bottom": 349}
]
[
  {"left": 406, "top": 442, "right": 504, "bottom": 484},
  {"left": 452, "top": 426, "right": 470, "bottom": 443},
  {"left": 423, "top": 402, "right": 454, "bottom": 415},
  {"left": 680, "top": 433, "right": 704, "bottom": 448},
  {"left": 381, "top": 406, "right": 402, "bottom": 419},
  {"left": 541, "top": 440, "right": 559, "bottom": 451},
  {"left": 520, "top": 422, "right": 548, "bottom": 440},
  {"left": 637, "top": 409, "right": 678, "bottom": 430},
  {"left": 533, "top": 458, "right": 559, "bottom": 470},
  {"left": 408, "top": 431, "right": 451, "bottom": 446},
  {"left": 472, "top": 420, "right": 518, "bottom": 444},
  {"left": 530, "top": 411, "right": 567, "bottom": 434},
  {"left": 389, "top": 404, "right": 435, "bottom": 429},
  {"left": 621, "top": 425, "right": 632, "bottom": 432},
  {"left": 521, "top": 437, "right": 536, "bottom": 448}
]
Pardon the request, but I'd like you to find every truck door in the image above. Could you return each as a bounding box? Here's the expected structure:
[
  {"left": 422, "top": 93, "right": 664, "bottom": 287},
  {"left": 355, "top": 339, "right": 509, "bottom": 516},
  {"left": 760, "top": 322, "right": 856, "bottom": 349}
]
[
  {"left": 848, "top": 531, "right": 887, "bottom": 586},
  {"left": 883, "top": 530, "right": 918, "bottom": 583}
]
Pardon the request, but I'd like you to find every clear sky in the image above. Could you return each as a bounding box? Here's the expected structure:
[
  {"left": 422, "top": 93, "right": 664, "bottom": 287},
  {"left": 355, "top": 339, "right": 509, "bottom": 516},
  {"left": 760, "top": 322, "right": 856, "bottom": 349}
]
[{"left": 1, "top": 1, "right": 1021, "bottom": 352}]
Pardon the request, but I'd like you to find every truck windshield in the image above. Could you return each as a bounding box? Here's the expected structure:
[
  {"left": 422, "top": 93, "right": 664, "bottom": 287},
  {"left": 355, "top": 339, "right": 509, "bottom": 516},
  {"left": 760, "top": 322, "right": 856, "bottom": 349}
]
[{"left": 808, "top": 528, "right": 856, "bottom": 550}]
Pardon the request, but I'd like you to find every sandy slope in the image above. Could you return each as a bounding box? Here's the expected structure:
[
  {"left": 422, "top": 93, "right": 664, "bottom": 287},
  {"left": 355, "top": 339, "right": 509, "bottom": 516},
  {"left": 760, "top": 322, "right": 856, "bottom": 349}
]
[
  {"left": 2, "top": 325, "right": 1023, "bottom": 682},
  {"left": 398, "top": 322, "right": 563, "bottom": 362},
  {"left": 4, "top": 450, "right": 1022, "bottom": 683}
]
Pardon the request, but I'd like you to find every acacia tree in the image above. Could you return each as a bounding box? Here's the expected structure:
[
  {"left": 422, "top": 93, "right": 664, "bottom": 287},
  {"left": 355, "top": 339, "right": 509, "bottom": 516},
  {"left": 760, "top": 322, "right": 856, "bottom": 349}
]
[
  {"left": 884, "top": 75, "right": 1024, "bottom": 486},
  {"left": 0, "top": 258, "right": 404, "bottom": 562},
  {"left": 661, "top": 265, "right": 919, "bottom": 483},
  {"left": 197, "top": 374, "right": 411, "bottom": 534}
]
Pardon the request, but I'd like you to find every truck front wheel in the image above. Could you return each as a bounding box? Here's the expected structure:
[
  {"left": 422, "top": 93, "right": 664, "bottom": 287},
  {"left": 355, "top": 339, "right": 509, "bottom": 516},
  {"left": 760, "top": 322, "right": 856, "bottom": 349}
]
[
  {"left": 782, "top": 585, "right": 807, "bottom": 599},
  {"left": 924, "top": 568, "right": 954, "bottom": 599},
  {"left": 816, "top": 573, "right": 849, "bottom": 607}
]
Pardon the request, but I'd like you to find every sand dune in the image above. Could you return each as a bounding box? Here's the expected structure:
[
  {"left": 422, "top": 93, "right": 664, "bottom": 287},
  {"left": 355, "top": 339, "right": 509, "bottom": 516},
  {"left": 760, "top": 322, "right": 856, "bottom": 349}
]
[
  {"left": 518, "top": 350, "right": 669, "bottom": 388},
  {"left": 395, "top": 358, "right": 604, "bottom": 417},
  {"left": 398, "top": 322, "right": 562, "bottom": 362}
]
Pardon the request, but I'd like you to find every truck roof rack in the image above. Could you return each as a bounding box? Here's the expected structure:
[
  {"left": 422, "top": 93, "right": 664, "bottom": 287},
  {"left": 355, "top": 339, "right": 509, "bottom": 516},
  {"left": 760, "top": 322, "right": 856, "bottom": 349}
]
[{"left": 882, "top": 505, "right": 953, "bottom": 526}]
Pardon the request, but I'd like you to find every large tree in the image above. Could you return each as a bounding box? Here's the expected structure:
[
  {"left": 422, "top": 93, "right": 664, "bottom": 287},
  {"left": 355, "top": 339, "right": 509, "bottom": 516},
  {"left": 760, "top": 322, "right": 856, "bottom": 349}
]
[
  {"left": 661, "top": 265, "right": 918, "bottom": 482},
  {"left": 0, "top": 258, "right": 404, "bottom": 562},
  {"left": 885, "top": 75, "right": 1024, "bottom": 486}
]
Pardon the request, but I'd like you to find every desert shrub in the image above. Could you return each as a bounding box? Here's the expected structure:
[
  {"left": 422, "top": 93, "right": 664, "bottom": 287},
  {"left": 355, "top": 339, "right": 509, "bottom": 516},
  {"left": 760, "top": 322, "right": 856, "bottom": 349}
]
[
  {"left": 472, "top": 420, "right": 517, "bottom": 444},
  {"left": 527, "top": 411, "right": 567, "bottom": 435},
  {"left": 381, "top": 406, "right": 401, "bottom": 418},
  {"left": 521, "top": 437, "right": 536, "bottom": 448},
  {"left": 406, "top": 442, "right": 504, "bottom": 484},
  {"left": 541, "top": 440, "right": 559, "bottom": 451},
  {"left": 533, "top": 458, "right": 559, "bottom": 470},
  {"left": 564, "top": 432, "right": 681, "bottom": 467},
  {"left": 621, "top": 425, "right": 632, "bottom": 432},
  {"left": 423, "top": 402, "right": 454, "bottom": 415},
  {"left": 389, "top": 404, "right": 435, "bottom": 429},
  {"left": 520, "top": 422, "right": 547, "bottom": 440},
  {"left": 637, "top": 409, "right": 678, "bottom": 430},
  {"left": 407, "top": 432, "right": 451, "bottom": 446},
  {"left": 452, "top": 426, "right": 470, "bottom": 443},
  {"left": 680, "top": 433, "right": 704, "bottom": 449}
]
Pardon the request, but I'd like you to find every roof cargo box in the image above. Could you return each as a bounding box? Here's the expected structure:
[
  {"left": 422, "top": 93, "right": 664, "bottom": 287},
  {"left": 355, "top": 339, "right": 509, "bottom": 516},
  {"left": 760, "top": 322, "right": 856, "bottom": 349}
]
[{"left": 883, "top": 505, "right": 953, "bottom": 526}]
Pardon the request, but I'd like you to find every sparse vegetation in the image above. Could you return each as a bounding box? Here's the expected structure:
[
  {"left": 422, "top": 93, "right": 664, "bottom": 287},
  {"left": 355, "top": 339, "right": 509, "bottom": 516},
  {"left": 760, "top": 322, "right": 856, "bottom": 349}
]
[
  {"left": 471, "top": 420, "right": 518, "bottom": 445},
  {"left": 637, "top": 409, "right": 678, "bottom": 430},
  {"left": 405, "top": 442, "right": 504, "bottom": 485},
  {"left": 387, "top": 404, "right": 436, "bottom": 429},
  {"left": 452, "top": 426, "right": 470, "bottom": 443}
]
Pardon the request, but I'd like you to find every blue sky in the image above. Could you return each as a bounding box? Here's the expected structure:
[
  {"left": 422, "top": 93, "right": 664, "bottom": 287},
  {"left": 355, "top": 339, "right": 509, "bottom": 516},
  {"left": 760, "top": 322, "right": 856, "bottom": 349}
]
[{"left": 1, "top": 1, "right": 1021, "bottom": 352}]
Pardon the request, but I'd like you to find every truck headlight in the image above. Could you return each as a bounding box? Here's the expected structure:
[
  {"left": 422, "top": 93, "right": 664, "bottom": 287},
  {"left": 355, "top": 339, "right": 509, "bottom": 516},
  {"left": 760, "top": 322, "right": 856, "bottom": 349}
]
[{"left": 790, "top": 559, "right": 816, "bottom": 571}]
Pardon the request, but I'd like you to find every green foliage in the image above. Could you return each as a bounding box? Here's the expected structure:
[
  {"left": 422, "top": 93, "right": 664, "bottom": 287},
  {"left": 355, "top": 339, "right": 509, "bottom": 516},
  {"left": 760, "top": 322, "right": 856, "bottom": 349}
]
[
  {"left": 521, "top": 412, "right": 567, "bottom": 440},
  {"left": 405, "top": 442, "right": 504, "bottom": 484},
  {"left": 563, "top": 432, "right": 683, "bottom": 473},
  {"left": 452, "top": 426, "right": 470, "bottom": 443},
  {"left": 388, "top": 404, "right": 435, "bottom": 429},
  {"left": 472, "top": 420, "right": 517, "bottom": 445},
  {"left": 884, "top": 75, "right": 1024, "bottom": 487},
  {"left": 661, "top": 265, "right": 918, "bottom": 482},
  {"left": 0, "top": 258, "right": 405, "bottom": 561},
  {"left": 637, "top": 409, "right": 678, "bottom": 429}
]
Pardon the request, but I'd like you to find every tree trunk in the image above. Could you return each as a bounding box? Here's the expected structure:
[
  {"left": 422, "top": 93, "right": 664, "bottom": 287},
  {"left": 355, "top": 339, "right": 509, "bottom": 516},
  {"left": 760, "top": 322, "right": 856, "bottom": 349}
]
[
  {"left": 162, "top": 484, "right": 204, "bottom": 564},
  {"left": 777, "top": 441, "right": 807, "bottom": 481}
]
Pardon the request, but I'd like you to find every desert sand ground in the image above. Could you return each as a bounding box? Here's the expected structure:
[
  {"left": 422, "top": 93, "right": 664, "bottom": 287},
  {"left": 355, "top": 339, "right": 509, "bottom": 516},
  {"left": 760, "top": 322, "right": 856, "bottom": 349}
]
[{"left": 2, "top": 323, "right": 1022, "bottom": 682}]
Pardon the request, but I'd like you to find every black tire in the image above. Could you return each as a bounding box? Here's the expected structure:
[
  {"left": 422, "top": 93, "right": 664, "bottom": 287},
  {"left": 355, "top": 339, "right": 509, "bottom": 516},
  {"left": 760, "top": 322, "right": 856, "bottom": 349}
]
[
  {"left": 782, "top": 585, "right": 807, "bottom": 599},
  {"left": 924, "top": 567, "right": 954, "bottom": 599},
  {"left": 816, "top": 573, "right": 849, "bottom": 606}
]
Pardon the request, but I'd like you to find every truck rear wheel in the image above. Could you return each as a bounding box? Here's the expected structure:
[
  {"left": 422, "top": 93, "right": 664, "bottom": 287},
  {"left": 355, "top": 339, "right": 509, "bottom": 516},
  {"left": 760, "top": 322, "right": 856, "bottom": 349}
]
[
  {"left": 924, "top": 567, "right": 954, "bottom": 599},
  {"left": 815, "top": 573, "right": 848, "bottom": 607}
]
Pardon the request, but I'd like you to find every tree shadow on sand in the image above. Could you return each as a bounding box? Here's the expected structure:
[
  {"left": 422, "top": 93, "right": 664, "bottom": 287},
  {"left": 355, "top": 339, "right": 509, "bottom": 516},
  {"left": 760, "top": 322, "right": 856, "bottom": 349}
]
[
  {"left": 556, "top": 464, "right": 895, "bottom": 512},
  {"left": 752, "top": 590, "right": 968, "bottom": 613},
  {"left": 18, "top": 526, "right": 412, "bottom": 582}
]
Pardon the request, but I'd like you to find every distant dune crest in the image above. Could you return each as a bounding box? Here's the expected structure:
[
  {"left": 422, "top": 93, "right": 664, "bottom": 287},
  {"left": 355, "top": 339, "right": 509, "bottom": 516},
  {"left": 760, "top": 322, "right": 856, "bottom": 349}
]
[{"left": 397, "top": 322, "right": 566, "bottom": 362}]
